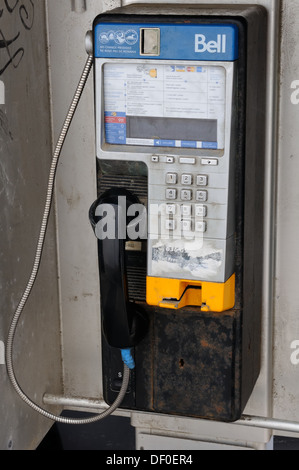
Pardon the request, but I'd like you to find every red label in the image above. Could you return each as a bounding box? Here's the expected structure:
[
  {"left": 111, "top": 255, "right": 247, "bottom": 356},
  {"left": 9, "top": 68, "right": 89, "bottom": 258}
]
[{"left": 105, "top": 116, "right": 126, "bottom": 124}]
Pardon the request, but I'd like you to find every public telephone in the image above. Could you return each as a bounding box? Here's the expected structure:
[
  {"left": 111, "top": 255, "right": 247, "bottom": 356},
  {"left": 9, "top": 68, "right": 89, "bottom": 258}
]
[
  {"left": 90, "top": 5, "right": 267, "bottom": 422},
  {"left": 93, "top": 20, "right": 237, "bottom": 312},
  {"left": 1, "top": 2, "right": 269, "bottom": 432}
]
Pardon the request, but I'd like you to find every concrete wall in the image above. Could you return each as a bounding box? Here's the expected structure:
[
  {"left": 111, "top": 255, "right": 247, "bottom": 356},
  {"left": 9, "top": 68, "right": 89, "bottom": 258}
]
[{"left": 0, "top": 1, "right": 62, "bottom": 450}]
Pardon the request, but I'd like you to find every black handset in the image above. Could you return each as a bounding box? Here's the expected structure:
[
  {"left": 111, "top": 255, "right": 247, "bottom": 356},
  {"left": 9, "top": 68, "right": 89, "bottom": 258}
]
[{"left": 89, "top": 188, "right": 148, "bottom": 349}]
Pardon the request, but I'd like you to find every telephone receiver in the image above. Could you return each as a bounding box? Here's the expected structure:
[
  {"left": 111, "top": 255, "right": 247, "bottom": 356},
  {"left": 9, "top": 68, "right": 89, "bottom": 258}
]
[{"left": 89, "top": 188, "right": 148, "bottom": 350}]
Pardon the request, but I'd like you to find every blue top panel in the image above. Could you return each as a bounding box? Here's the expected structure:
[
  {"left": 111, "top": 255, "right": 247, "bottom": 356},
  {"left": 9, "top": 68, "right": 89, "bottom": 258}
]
[{"left": 94, "top": 23, "right": 239, "bottom": 61}]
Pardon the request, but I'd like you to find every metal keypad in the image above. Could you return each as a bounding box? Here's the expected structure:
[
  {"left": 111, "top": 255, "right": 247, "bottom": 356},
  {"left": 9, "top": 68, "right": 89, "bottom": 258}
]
[{"left": 164, "top": 172, "right": 209, "bottom": 234}]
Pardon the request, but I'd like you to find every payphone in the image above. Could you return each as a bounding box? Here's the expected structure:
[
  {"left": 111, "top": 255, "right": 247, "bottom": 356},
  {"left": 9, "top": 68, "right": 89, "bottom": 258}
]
[
  {"left": 95, "top": 23, "right": 236, "bottom": 311},
  {"left": 5, "top": 4, "right": 267, "bottom": 427},
  {"left": 90, "top": 5, "right": 267, "bottom": 422}
]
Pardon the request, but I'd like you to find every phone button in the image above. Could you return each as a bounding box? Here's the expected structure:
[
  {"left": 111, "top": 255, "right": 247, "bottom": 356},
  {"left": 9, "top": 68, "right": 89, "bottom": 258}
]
[
  {"left": 166, "top": 189, "right": 177, "bottom": 200},
  {"left": 195, "top": 205, "right": 207, "bottom": 217},
  {"left": 166, "top": 173, "right": 178, "bottom": 184},
  {"left": 181, "top": 205, "right": 192, "bottom": 216},
  {"left": 181, "top": 189, "right": 192, "bottom": 201},
  {"left": 196, "top": 175, "right": 208, "bottom": 186},
  {"left": 195, "top": 221, "right": 207, "bottom": 233},
  {"left": 181, "top": 219, "right": 192, "bottom": 231},
  {"left": 179, "top": 157, "right": 196, "bottom": 165},
  {"left": 181, "top": 174, "right": 193, "bottom": 185},
  {"left": 166, "top": 204, "right": 177, "bottom": 215},
  {"left": 196, "top": 190, "right": 208, "bottom": 202},
  {"left": 201, "top": 158, "right": 218, "bottom": 166}
]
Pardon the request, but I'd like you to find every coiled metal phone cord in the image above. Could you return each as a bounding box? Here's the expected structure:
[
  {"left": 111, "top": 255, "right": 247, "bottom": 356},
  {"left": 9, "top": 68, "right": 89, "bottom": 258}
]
[{"left": 5, "top": 54, "right": 130, "bottom": 425}]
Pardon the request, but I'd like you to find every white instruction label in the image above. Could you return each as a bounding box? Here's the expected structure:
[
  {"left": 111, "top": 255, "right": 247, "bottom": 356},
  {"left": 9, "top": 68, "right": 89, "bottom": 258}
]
[{"left": 103, "top": 63, "right": 226, "bottom": 149}]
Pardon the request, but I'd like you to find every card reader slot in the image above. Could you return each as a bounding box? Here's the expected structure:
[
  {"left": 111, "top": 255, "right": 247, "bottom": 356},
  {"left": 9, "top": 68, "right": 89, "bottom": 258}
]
[{"left": 140, "top": 28, "right": 160, "bottom": 56}]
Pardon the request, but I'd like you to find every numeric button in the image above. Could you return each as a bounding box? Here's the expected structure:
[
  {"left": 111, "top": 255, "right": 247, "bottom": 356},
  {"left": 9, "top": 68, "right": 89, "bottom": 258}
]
[
  {"left": 166, "top": 173, "right": 178, "bottom": 184},
  {"left": 196, "top": 190, "right": 208, "bottom": 202},
  {"left": 181, "top": 189, "right": 193, "bottom": 201},
  {"left": 195, "top": 221, "right": 207, "bottom": 233},
  {"left": 195, "top": 205, "right": 207, "bottom": 217},
  {"left": 166, "top": 204, "right": 177, "bottom": 215},
  {"left": 181, "top": 205, "right": 192, "bottom": 217},
  {"left": 196, "top": 175, "right": 208, "bottom": 186},
  {"left": 181, "top": 174, "right": 193, "bottom": 185},
  {"left": 181, "top": 220, "right": 192, "bottom": 232},
  {"left": 166, "top": 189, "right": 177, "bottom": 200}
]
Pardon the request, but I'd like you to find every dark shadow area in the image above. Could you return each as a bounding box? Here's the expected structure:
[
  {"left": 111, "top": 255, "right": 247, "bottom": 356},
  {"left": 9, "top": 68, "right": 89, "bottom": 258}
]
[
  {"left": 37, "top": 414, "right": 135, "bottom": 451},
  {"left": 274, "top": 436, "right": 299, "bottom": 451},
  {"left": 37, "top": 416, "right": 299, "bottom": 450}
]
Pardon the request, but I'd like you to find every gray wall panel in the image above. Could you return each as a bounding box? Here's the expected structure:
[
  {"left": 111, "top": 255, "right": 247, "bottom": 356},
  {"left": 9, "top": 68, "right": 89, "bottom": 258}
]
[{"left": 0, "top": 1, "right": 62, "bottom": 450}]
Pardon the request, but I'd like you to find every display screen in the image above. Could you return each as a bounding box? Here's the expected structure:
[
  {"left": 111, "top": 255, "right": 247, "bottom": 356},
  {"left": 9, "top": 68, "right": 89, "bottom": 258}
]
[{"left": 103, "top": 63, "right": 226, "bottom": 150}]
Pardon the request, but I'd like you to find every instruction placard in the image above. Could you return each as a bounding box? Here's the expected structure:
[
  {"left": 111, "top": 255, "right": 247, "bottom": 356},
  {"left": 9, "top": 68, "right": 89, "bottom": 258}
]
[{"left": 104, "top": 63, "right": 226, "bottom": 149}]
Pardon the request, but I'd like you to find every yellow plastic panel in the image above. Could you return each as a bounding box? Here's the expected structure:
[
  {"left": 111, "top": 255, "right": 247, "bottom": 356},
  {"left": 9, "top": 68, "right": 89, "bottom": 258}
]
[{"left": 146, "top": 274, "right": 235, "bottom": 313}]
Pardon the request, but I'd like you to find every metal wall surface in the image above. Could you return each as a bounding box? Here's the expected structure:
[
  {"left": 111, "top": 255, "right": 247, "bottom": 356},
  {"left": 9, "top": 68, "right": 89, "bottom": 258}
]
[
  {"left": 274, "top": 0, "right": 299, "bottom": 426},
  {"left": 0, "top": 2, "right": 62, "bottom": 450}
]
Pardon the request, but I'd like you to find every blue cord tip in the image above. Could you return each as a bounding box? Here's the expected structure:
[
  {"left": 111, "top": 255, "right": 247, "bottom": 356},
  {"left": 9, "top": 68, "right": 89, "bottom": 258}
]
[{"left": 121, "top": 348, "right": 135, "bottom": 369}]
